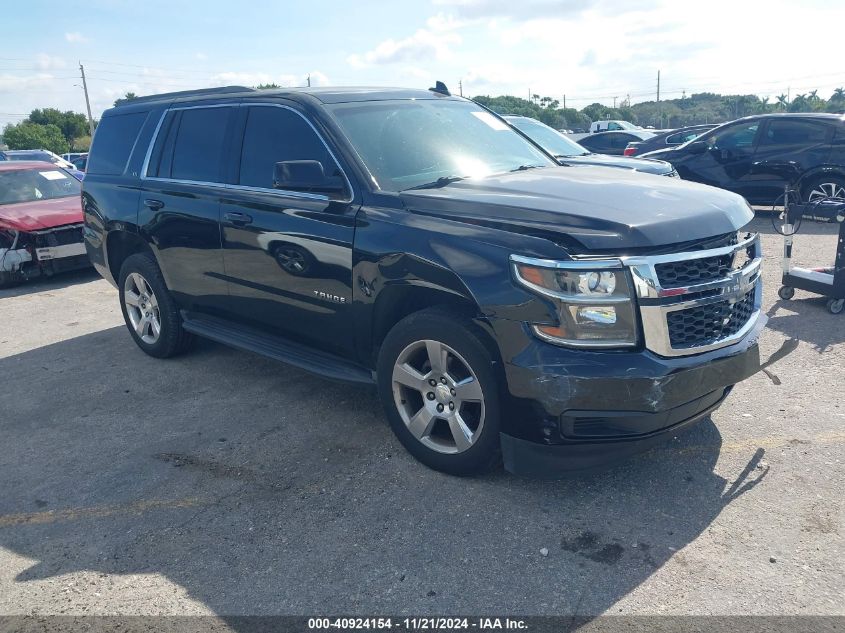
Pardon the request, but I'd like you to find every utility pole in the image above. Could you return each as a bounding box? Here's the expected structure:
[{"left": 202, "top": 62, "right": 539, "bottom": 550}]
[
  {"left": 613, "top": 96, "right": 617, "bottom": 109},
  {"left": 307, "top": 73, "right": 311, "bottom": 87},
  {"left": 458, "top": 79, "right": 463, "bottom": 97},
  {"left": 656, "top": 69, "right": 661, "bottom": 128},
  {"left": 79, "top": 62, "right": 94, "bottom": 138}
]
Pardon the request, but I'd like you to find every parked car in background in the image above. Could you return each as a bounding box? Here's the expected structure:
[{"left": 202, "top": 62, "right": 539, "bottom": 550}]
[
  {"left": 71, "top": 153, "right": 88, "bottom": 171},
  {"left": 577, "top": 129, "right": 656, "bottom": 156},
  {"left": 84, "top": 84, "right": 764, "bottom": 477},
  {"left": 589, "top": 120, "right": 641, "bottom": 133},
  {"left": 504, "top": 115, "right": 678, "bottom": 176},
  {"left": 0, "top": 149, "right": 85, "bottom": 180},
  {"left": 61, "top": 152, "right": 87, "bottom": 163},
  {"left": 640, "top": 113, "right": 845, "bottom": 204},
  {"left": 0, "top": 161, "right": 88, "bottom": 286},
  {"left": 624, "top": 124, "right": 718, "bottom": 156}
]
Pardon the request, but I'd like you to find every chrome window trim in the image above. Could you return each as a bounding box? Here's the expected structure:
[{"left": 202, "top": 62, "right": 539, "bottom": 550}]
[{"left": 139, "top": 102, "right": 354, "bottom": 204}]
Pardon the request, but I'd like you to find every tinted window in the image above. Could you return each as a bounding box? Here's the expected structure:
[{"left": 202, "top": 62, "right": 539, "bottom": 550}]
[
  {"left": 759, "top": 119, "right": 830, "bottom": 146},
  {"left": 87, "top": 111, "right": 148, "bottom": 175},
  {"left": 168, "top": 107, "right": 230, "bottom": 182},
  {"left": 707, "top": 122, "right": 759, "bottom": 150},
  {"left": 667, "top": 129, "right": 705, "bottom": 144},
  {"left": 239, "top": 106, "right": 344, "bottom": 196},
  {"left": 580, "top": 135, "right": 611, "bottom": 150}
]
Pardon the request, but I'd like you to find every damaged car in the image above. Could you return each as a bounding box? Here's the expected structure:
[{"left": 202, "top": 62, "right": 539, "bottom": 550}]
[{"left": 0, "top": 161, "right": 88, "bottom": 287}]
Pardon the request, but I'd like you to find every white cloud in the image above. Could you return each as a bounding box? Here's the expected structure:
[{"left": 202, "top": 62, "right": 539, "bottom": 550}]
[
  {"left": 347, "top": 29, "right": 461, "bottom": 68},
  {"left": 36, "top": 54, "right": 66, "bottom": 70},
  {"left": 65, "top": 32, "right": 89, "bottom": 44},
  {"left": 195, "top": 52, "right": 208, "bottom": 61}
]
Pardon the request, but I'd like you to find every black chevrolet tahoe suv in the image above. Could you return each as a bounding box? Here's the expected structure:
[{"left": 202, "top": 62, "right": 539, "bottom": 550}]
[{"left": 83, "top": 85, "right": 765, "bottom": 477}]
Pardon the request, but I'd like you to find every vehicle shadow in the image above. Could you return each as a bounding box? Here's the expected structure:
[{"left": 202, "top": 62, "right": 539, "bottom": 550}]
[
  {"left": 766, "top": 298, "right": 845, "bottom": 352},
  {"left": 0, "top": 327, "right": 769, "bottom": 621},
  {"left": 0, "top": 268, "right": 99, "bottom": 300}
]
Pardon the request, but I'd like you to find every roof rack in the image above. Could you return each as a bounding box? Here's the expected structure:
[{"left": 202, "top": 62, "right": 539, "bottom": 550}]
[{"left": 114, "top": 85, "right": 254, "bottom": 106}]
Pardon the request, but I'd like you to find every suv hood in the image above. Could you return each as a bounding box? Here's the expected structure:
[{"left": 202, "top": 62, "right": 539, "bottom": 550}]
[
  {"left": 0, "top": 196, "right": 83, "bottom": 232},
  {"left": 560, "top": 153, "right": 673, "bottom": 175},
  {"left": 400, "top": 166, "right": 752, "bottom": 252}
]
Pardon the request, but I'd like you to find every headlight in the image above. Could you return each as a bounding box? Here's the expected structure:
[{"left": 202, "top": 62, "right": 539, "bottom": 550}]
[{"left": 511, "top": 255, "right": 638, "bottom": 348}]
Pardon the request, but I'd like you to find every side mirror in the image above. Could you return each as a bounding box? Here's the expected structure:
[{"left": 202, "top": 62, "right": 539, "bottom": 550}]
[
  {"left": 686, "top": 140, "right": 709, "bottom": 155},
  {"left": 272, "top": 160, "right": 346, "bottom": 197}
]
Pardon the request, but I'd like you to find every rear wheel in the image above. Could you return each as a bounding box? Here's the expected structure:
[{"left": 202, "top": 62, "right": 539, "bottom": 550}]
[
  {"left": 377, "top": 309, "right": 501, "bottom": 475},
  {"left": 827, "top": 298, "right": 845, "bottom": 315},
  {"left": 118, "top": 253, "right": 194, "bottom": 358}
]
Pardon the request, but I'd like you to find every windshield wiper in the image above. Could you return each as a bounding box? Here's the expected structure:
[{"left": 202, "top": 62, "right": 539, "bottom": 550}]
[
  {"left": 403, "top": 175, "right": 466, "bottom": 191},
  {"left": 510, "top": 164, "right": 546, "bottom": 172}
]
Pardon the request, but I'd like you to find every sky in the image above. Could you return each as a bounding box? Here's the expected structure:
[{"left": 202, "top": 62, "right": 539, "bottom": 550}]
[{"left": 2, "top": 0, "right": 845, "bottom": 130}]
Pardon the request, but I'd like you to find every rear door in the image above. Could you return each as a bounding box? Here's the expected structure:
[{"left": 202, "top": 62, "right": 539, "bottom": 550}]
[
  {"left": 139, "top": 103, "right": 236, "bottom": 312},
  {"left": 747, "top": 118, "right": 833, "bottom": 204},
  {"left": 219, "top": 103, "right": 359, "bottom": 357}
]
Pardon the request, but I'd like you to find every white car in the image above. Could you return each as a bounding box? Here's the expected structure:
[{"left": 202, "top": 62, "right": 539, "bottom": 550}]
[{"left": 589, "top": 120, "right": 641, "bottom": 133}]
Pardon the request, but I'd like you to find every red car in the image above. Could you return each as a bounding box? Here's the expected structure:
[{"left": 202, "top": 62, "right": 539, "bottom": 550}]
[{"left": 0, "top": 161, "right": 88, "bottom": 287}]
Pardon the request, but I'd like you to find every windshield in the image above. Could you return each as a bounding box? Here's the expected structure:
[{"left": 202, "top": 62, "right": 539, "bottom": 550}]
[
  {"left": 327, "top": 99, "right": 555, "bottom": 192},
  {"left": 506, "top": 117, "right": 589, "bottom": 157},
  {"left": 0, "top": 167, "right": 81, "bottom": 205}
]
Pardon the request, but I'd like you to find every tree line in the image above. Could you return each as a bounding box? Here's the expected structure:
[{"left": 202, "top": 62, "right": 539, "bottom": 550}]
[
  {"left": 3, "top": 87, "right": 844, "bottom": 154},
  {"left": 474, "top": 88, "right": 845, "bottom": 130},
  {"left": 1, "top": 109, "right": 94, "bottom": 154}
]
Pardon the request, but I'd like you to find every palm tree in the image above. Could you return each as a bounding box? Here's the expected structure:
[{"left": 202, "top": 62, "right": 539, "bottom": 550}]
[
  {"left": 776, "top": 94, "right": 788, "bottom": 111},
  {"left": 759, "top": 96, "right": 770, "bottom": 113}
]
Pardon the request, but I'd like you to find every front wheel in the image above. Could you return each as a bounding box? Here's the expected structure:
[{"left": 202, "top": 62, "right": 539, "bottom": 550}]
[
  {"left": 377, "top": 309, "right": 501, "bottom": 475},
  {"left": 827, "top": 298, "right": 845, "bottom": 315}
]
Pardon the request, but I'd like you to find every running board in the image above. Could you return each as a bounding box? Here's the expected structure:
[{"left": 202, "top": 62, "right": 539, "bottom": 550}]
[{"left": 181, "top": 313, "right": 374, "bottom": 384}]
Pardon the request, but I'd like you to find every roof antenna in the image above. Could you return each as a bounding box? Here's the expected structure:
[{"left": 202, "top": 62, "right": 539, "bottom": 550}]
[{"left": 429, "top": 81, "right": 451, "bottom": 96}]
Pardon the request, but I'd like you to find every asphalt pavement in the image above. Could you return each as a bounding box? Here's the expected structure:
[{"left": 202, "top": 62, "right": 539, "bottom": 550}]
[{"left": 0, "top": 215, "right": 842, "bottom": 620}]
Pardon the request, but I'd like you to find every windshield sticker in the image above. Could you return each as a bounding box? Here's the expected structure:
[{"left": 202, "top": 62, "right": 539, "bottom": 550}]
[
  {"left": 38, "top": 171, "right": 67, "bottom": 181},
  {"left": 471, "top": 111, "right": 509, "bottom": 131}
]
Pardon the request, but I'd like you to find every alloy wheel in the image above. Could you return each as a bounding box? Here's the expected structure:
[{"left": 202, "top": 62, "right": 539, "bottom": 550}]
[
  {"left": 123, "top": 272, "right": 161, "bottom": 344},
  {"left": 808, "top": 181, "right": 845, "bottom": 202},
  {"left": 391, "top": 339, "right": 485, "bottom": 454}
]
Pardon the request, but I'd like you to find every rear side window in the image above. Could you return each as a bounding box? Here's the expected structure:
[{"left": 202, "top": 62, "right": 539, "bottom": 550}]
[
  {"left": 238, "top": 106, "right": 342, "bottom": 193},
  {"left": 87, "top": 111, "right": 148, "bottom": 175},
  {"left": 148, "top": 106, "right": 231, "bottom": 182},
  {"left": 759, "top": 119, "right": 831, "bottom": 147}
]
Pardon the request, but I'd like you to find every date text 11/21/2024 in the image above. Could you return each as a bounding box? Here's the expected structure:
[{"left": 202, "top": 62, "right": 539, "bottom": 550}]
[{"left": 307, "top": 617, "right": 528, "bottom": 630}]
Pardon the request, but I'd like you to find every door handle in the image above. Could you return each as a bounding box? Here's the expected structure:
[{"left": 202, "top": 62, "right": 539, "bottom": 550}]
[
  {"left": 144, "top": 199, "right": 164, "bottom": 210},
  {"left": 223, "top": 212, "right": 253, "bottom": 226}
]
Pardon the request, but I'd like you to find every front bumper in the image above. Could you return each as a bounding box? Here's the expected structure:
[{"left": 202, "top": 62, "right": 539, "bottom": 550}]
[{"left": 492, "top": 313, "right": 765, "bottom": 477}]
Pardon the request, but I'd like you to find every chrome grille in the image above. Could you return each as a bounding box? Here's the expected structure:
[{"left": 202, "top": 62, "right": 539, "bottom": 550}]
[
  {"left": 667, "top": 287, "right": 757, "bottom": 349},
  {"left": 655, "top": 253, "right": 734, "bottom": 288},
  {"left": 622, "top": 232, "right": 762, "bottom": 357}
]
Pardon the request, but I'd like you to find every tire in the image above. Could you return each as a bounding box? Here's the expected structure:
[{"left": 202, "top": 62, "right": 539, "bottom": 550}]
[
  {"left": 377, "top": 308, "right": 501, "bottom": 476},
  {"left": 827, "top": 298, "right": 845, "bottom": 315},
  {"left": 802, "top": 175, "right": 845, "bottom": 203},
  {"left": 778, "top": 286, "right": 795, "bottom": 300},
  {"left": 118, "top": 252, "right": 194, "bottom": 358}
]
